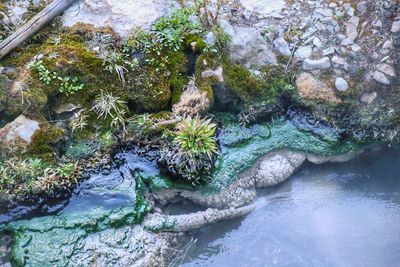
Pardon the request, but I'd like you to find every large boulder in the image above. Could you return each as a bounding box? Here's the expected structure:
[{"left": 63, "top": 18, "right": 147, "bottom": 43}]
[
  {"left": 220, "top": 20, "right": 277, "bottom": 68},
  {"left": 62, "top": 0, "right": 178, "bottom": 37}
]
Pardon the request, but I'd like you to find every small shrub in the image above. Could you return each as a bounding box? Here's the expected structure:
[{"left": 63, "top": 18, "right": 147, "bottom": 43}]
[
  {"left": 70, "top": 110, "right": 89, "bottom": 133},
  {"left": 0, "top": 158, "right": 79, "bottom": 194}
]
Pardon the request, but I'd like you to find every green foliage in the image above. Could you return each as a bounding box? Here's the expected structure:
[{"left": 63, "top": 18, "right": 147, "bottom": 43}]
[
  {"left": 151, "top": 8, "right": 202, "bottom": 51},
  {"left": 65, "top": 141, "right": 93, "bottom": 159},
  {"left": 0, "top": 157, "right": 80, "bottom": 194},
  {"left": 58, "top": 76, "right": 85, "bottom": 95},
  {"left": 174, "top": 116, "right": 218, "bottom": 158},
  {"left": 56, "top": 163, "right": 75, "bottom": 178},
  {"left": 28, "top": 59, "right": 85, "bottom": 95}
]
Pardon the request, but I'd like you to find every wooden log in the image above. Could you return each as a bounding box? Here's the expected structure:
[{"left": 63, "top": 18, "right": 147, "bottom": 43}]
[{"left": 0, "top": 0, "right": 77, "bottom": 59}]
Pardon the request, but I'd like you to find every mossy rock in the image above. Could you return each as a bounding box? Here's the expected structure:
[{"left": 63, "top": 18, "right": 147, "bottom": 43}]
[
  {"left": 195, "top": 53, "right": 295, "bottom": 107},
  {"left": 0, "top": 75, "right": 26, "bottom": 126},
  {"left": 61, "top": 23, "right": 119, "bottom": 44},
  {"left": 184, "top": 34, "right": 207, "bottom": 53},
  {"left": 127, "top": 69, "right": 172, "bottom": 111},
  {"left": 26, "top": 123, "right": 66, "bottom": 160}
]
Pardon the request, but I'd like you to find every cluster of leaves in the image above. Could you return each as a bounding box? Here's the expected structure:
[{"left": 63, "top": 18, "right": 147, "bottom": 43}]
[
  {"left": 151, "top": 8, "right": 202, "bottom": 51},
  {"left": 157, "top": 116, "right": 218, "bottom": 185},
  {"left": 174, "top": 116, "right": 218, "bottom": 158},
  {"left": 28, "top": 59, "right": 85, "bottom": 95},
  {"left": 123, "top": 8, "right": 202, "bottom": 71},
  {"left": 0, "top": 158, "right": 77, "bottom": 194}
]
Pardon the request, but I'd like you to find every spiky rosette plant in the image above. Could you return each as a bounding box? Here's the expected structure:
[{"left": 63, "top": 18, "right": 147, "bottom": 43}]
[
  {"left": 174, "top": 116, "right": 218, "bottom": 158},
  {"left": 158, "top": 116, "right": 219, "bottom": 185}
]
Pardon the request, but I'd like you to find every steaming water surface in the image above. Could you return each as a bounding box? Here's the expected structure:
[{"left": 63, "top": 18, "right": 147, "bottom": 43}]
[{"left": 181, "top": 149, "right": 400, "bottom": 267}]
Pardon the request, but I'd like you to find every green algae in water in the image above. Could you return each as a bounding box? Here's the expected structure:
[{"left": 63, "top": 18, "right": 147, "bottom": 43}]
[
  {"left": 145, "top": 119, "right": 359, "bottom": 193},
  {"left": 0, "top": 172, "right": 150, "bottom": 267},
  {"left": 1, "top": 119, "right": 359, "bottom": 266}
]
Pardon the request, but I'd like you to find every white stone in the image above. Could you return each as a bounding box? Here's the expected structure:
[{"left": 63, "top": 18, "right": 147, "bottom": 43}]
[
  {"left": 391, "top": 20, "right": 400, "bottom": 33},
  {"left": 295, "top": 46, "right": 312, "bottom": 59},
  {"left": 313, "top": 37, "right": 322, "bottom": 48},
  {"left": 332, "top": 56, "right": 346, "bottom": 65},
  {"left": 315, "top": 8, "right": 333, "bottom": 17},
  {"left": 335, "top": 77, "right": 349, "bottom": 92},
  {"left": 273, "top": 37, "right": 291, "bottom": 56},
  {"left": 341, "top": 16, "right": 360, "bottom": 46},
  {"left": 220, "top": 20, "right": 277, "bottom": 68},
  {"left": 4, "top": 116, "right": 39, "bottom": 142},
  {"left": 373, "top": 71, "right": 390, "bottom": 85},
  {"left": 351, "top": 44, "right": 362, "bottom": 52},
  {"left": 240, "top": 0, "right": 285, "bottom": 17},
  {"left": 62, "top": 0, "right": 177, "bottom": 37},
  {"left": 382, "top": 39, "right": 393, "bottom": 50},
  {"left": 357, "top": 1, "right": 368, "bottom": 14},
  {"left": 360, "top": 92, "right": 377, "bottom": 104},
  {"left": 302, "top": 57, "right": 331, "bottom": 70},
  {"left": 322, "top": 46, "right": 335, "bottom": 56},
  {"left": 376, "top": 64, "right": 396, "bottom": 77}
]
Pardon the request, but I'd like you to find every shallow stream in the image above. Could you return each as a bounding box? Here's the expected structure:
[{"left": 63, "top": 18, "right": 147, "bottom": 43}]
[{"left": 181, "top": 149, "right": 400, "bottom": 267}]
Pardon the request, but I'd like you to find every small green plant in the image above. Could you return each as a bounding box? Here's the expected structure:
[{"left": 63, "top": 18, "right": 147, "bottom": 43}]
[
  {"left": 58, "top": 76, "right": 85, "bottom": 95},
  {"left": 174, "top": 116, "right": 218, "bottom": 158},
  {"left": 56, "top": 163, "right": 76, "bottom": 178},
  {"left": 152, "top": 8, "right": 202, "bottom": 51},
  {"left": 28, "top": 59, "right": 85, "bottom": 95},
  {"left": 28, "top": 59, "right": 55, "bottom": 85},
  {"left": 129, "top": 113, "right": 156, "bottom": 137},
  {"left": 92, "top": 91, "right": 128, "bottom": 133},
  {"left": 205, "top": 26, "right": 231, "bottom": 54}
]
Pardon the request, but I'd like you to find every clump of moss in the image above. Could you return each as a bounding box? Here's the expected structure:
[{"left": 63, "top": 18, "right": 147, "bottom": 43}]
[
  {"left": 195, "top": 52, "right": 295, "bottom": 108},
  {"left": 27, "top": 123, "right": 66, "bottom": 160}
]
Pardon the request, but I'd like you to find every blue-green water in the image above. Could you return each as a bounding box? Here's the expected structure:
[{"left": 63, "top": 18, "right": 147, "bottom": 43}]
[{"left": 182, "top": 148, "right": 400, "bottom": 267}]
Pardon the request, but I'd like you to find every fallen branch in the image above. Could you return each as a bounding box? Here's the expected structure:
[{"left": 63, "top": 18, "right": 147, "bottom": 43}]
[{"left": 0, "top": 0, "right": 77, "bottom": 59}]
